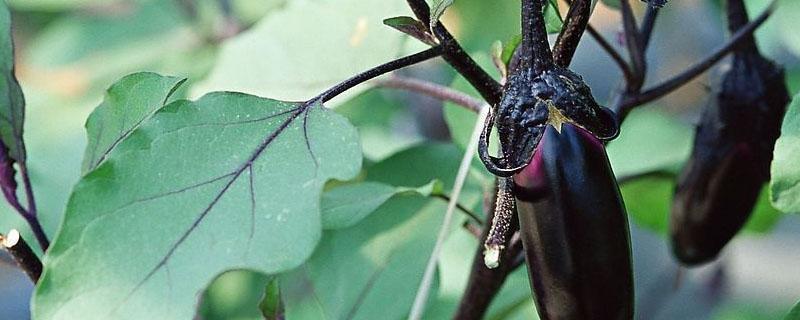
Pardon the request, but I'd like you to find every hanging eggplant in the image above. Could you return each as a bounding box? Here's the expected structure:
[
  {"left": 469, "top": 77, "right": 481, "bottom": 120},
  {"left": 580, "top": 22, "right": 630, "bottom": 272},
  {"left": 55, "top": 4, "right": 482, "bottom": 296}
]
[
  {"left": 514, "top": 122, "right": 634, "bottom": 320},
  {"left": 670, "top": 0, "right": 790, "bottom": 265},
  {"left": 476, "top": 0, "right": 633, "bottom": 319}
]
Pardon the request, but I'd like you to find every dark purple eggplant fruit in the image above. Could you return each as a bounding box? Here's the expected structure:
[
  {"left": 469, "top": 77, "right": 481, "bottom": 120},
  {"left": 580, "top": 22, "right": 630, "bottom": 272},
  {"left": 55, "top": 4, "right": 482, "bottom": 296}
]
[
  {"left": 474, "top": 1, "right": 633, "bottom": 318},
  {"left": 514, "top": 123, "right": 634, "bottom": 320},
  {"left": 670, "top": 0, "right": 790, "bottom": 266}
]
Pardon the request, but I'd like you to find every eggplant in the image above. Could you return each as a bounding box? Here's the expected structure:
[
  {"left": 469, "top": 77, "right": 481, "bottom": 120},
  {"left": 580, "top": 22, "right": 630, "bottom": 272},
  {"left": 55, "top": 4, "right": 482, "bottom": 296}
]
[
  {"left": 475, "top": 1, "right": 633, "bottom": 318},
  {"left": 670, "top": 0, "right": 790, "bottom": 265},
  {"left": 514, "top": 123, "right": 634, "bottom": 320}
]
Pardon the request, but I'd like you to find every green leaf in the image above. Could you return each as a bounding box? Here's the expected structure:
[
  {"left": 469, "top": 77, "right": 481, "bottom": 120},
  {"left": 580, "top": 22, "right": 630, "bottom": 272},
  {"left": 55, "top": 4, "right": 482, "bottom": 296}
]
[
  {"left": 383, "top": 16, "right": 437, "bottom": 46},
  {"left": 621, "top": 176, "right": 782, "bottom": 235},
  {"left": 281, "top": 194, "right": 443, "bottom": 319},
  {"left": 501, "top": 35, "right": 523, "bottom": 67},
  {"left": 280, "top": 143, "right": 468, "bottom": 320},
  {"left": 320, "top": 180, "right": 442, "bottom": 230},
  {"left": 193, "top": 0, "right": 412, "bottom": 105},
  {"left": 544, "top": 0, "right": 564, "bottom": 34},
  {"left": 786, "top": 301, "right": 800, "bottom": 320},
  {"left": 771, "top": 93, "right": 800, "bottom": 213},
  {"left": 259, "top": 278, "right": 284, "bottom": 320},
  {"left": 607, "top": 108, "right": 693, "bottom": 178},
  {"left": 82, "top": 72, "right": 186, "bottom": 173},
  {"left": 429, "top": 0, "right": 455, "bottom": 29},
  {"left": 34, "top": 91, "right": 362, "bottom": 319},
  {"left": 0, "top": 1, "right": 27, "bottom": 163}
]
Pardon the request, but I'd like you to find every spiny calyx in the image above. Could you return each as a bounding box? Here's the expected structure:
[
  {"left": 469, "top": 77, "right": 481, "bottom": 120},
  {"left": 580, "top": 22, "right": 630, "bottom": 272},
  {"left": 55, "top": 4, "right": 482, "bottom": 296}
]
[{"left": 480, "top": 65, "right": 618, "bottom": 176}]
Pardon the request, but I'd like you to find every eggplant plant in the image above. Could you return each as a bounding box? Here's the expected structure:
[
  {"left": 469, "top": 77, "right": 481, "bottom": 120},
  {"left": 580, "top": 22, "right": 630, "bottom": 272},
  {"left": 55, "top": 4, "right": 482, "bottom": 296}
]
[{"left": 0, "top": 0, "right": 799, "bottom": 319}]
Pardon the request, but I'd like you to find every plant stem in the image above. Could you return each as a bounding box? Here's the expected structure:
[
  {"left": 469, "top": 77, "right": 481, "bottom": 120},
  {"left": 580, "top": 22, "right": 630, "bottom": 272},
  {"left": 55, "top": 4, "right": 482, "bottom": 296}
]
[
  {"left": 1, "top": 229, "right": 42, "bottom": 283},
  {"left": 373, "top": 75, "right": 485, "bottom": 113},
  {"left": 405, "top": 0, "right": 503, "bottom": 105},
  {"left": 454, "top": 180, "right": 523, "bottom": 320},
  {"left": 553, "top": 0, "right": 592, "bottom": 67},
  {"left": 620, "top": 0, "right": 645, "bottom": 88},
  {"left": 586, "top": 25, "right": 634, "bottom": 82},
  {"left": 726, "top": 0, "right": 759, "bottom": 54},
  {"left": 433, "top": 194, "right": 484, "bottom": 224},
  {"left": 18, "top": 163, "right": 48, "bottom": 250},
  {"left": 520, "top": 0, "right": 554, "bottom": 73},
  {"left": 312, "top": 46, "right": 443, "bottom": 103},
  {"left": 618, "top": 1, "right": 774, "bottom": 113},
  {"left": 639, "top": 4, "right": 661, "bottom": 50}
]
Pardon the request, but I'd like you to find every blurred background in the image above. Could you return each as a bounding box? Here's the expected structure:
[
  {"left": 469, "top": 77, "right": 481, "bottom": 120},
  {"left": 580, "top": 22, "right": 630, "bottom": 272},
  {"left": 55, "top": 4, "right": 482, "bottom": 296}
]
[{"left": 1, "top": 0, "right": 799, "bottom": 319}]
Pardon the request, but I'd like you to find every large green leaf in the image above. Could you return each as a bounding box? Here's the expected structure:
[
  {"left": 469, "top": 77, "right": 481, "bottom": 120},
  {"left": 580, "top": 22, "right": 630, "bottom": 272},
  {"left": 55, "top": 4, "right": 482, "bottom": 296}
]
[
  {"left": 281, "top": 195, "right": 443, "bottom": 319},
  {"left": 82, "top": 72, "right": 185, "bottom": 173},
  {"left": 282, "top": 141, "right": 482, "bottom": 320},
  {"left": 0, "top": 1, "right": 26, "bottom": 163},
  {"left": 771, "top": 93, "right": 800, "bottom": 213},
  {"left": 192, "top": 0, "right": 413, "bottom": 104},
  {"left": 606, "top": 108, "right": 693, "bottom": 178},
  {"left": 34, "top": 91, "right": 362, "bottom": 319}
]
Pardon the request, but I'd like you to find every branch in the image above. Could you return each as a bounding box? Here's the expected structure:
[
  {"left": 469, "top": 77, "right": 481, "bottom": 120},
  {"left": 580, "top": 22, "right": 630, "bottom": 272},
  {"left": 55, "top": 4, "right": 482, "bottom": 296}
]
[
  {"left": 405, "top": 0, "right": 503, "bottom": 105},
  {"left": 433, "top": 194, "right": 483, "bottom": 224},
  {"left": 553, "top": 0, "right": 592, "bottom": 67},
  {"left": 18, "top": 164, "right": 48, "bottom": 251},
  {"left": 1, "top": 229, "right": 42, "bottom": 283},
  {"left": 619, "top": 1, "right": 775, "bottom": 111},
  {"left": 373, "top": 75, "right": 485, "bottom": 113},
  {"left": 520, "top": 0, "right": 555, "bottom": 73},
  {"left": 312, "top": 46, "right": 443, "bottom": 103},
  {"left": 586, "top": 25, "right": 634, "bottom": 83},
  {"left": 454, "top": 180, "right": 523, "bottom": 320},
  {"left": 726, "top": 0, "right": 759, "bottom": 54},
  {"left": 620, "top": 0, "right": 645, "bottom": 88},
  {"left": 639, "top": 4, "right": 661, "bottom": 51}
]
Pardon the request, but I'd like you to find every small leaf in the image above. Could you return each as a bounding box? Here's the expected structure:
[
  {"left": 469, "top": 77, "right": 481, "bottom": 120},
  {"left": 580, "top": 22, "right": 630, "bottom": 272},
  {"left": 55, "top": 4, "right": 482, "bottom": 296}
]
[
  {"left": 321, "top": 180, "right": 443, "bottom": 230},
  {"left": 501, "top": 35, "right": 523, "bottom": 66},
  {"left": 544, "top": 0, "right": 564, "bottom": 34},
  {"left": 383, "top": 16, "right": 437, "bottom": 46},
  {"left": 771, "top": 93, "right": 800, "bottom": 213},
  {"left": 321, "top": 182, "right": 397, "bottom": 230},
  {"left": 429, "top": 0, "right": 455, "bottom": 29},
  {"left": 259, "top": 278, "right": 284, "bottom": 320},
  {"left": 490, "top": 40, "right": 507, "bottom": 78},
  {"left": 82, "top": 72, "right": 186, "bottom": 173},
  {"left": 0, "top": 1, "right": 27, "bottom": 164},
  {"left": 34, "top": 88, "right": 362, "bottom": 319}
]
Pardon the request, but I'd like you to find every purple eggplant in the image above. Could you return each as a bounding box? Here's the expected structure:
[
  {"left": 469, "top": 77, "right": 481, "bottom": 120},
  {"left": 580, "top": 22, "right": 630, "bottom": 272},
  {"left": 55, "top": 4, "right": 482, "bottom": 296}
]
[
  {"left": 514, "top": 123, "right": 634, "bottom": 320},
  {"left": 670, "top": 0, "right": 790, "bottom": 265},
  {"left": 473, "top": 1, "right": 633, "bottom": 318}
]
